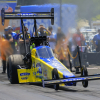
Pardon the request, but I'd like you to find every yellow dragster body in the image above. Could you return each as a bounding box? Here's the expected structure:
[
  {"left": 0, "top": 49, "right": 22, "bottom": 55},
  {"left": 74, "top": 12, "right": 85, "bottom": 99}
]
[{"left": 17, "top": 46, "right": 75, "bottom": 86}]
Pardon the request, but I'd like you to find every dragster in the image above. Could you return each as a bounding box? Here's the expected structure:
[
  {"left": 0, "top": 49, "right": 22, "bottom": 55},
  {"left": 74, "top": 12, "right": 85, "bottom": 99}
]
[{"left": 1, "top": 8, "right": 100, "bottom": 90}]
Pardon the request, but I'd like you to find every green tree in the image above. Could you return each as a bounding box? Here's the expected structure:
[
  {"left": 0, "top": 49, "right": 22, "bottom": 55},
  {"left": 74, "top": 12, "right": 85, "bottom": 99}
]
[{"left": 92, "top": 15, "right": 100, "bottom": 21}]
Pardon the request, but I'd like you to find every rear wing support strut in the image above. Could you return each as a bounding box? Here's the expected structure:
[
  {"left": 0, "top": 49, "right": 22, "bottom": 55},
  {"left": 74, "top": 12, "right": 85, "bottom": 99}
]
[{"left": 21, "top": 19, "right": 27, "bottom": 54}]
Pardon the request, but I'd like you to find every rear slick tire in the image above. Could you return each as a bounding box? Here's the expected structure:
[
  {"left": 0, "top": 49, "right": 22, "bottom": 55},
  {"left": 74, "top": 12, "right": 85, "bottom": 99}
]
[{"left": 7, "top": 54, "right": 24, "bottom": 84}]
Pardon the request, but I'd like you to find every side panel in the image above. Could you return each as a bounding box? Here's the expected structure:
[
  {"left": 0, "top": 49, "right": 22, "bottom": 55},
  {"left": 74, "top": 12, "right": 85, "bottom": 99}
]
[
  {"left": 17, "top": 69, "right": 34, "bottom": 83},
  {"left": 34, "top": 57, "right": 64, "bottom": 82},
  {"left": 35, "top": 58, "right": 52, "bottom": 81}
]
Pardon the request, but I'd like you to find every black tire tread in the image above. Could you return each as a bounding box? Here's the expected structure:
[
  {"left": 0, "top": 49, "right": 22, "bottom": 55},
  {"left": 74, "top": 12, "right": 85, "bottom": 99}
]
[
  {"left": 7, "top": 54, "right": 24, "bottom": 84},
  {"left": 52, "top": 68, "right": 59, "bottom": 90},
  {"left": 81, "top": 66, "right": 88, "bottom": 88}
]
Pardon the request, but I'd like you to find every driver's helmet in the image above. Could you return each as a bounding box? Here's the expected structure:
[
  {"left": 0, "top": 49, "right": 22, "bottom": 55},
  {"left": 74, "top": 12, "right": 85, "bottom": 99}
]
[{"left": 30, "top": 43, "right": 35, "bottom": 50}]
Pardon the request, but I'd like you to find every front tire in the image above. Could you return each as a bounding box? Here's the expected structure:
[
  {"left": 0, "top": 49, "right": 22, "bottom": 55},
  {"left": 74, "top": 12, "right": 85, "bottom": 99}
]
[
  {"left": 81, "top": 66, "right": 88, "bottom": 88},
  {"left": 70, "top": 61, "right": 72, "bottom": 72},
  {"left": 52, "top": 68, "right": 59, "bottom": 90}
]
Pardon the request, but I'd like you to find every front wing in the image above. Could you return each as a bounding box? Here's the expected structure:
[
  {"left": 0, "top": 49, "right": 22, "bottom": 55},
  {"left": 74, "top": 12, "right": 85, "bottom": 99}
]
[{"left": 42, "top": 74, "right": 100, "bottom": 87}]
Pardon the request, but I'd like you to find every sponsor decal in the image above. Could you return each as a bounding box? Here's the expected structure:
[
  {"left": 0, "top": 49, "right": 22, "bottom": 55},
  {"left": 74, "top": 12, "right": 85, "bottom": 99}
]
[
  {"left": 43, "top": 69, "right": 47, "bottom": 77},
  {"left": 36, "top": 63, "right": 42, "bottom": 74},
  {"left": 36, "top": 63, "right": 41, "bottom": 67},
  {"left": 33, "top": 72, "right": 36, "bottom": 75},
  {"left": 21, "top": 77, "right": 28, "bottom": 80},
  {"left": 20, "top": 73, "right": 30, "bottom": 80},
  {"left": 20, "top": 73, "right": 30, "bottom": 76}
]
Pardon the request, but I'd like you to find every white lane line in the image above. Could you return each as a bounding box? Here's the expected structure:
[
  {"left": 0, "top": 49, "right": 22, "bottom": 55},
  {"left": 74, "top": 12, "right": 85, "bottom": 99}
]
[{"left": 87, "top": 68, "right": 98, "bottom": 69}]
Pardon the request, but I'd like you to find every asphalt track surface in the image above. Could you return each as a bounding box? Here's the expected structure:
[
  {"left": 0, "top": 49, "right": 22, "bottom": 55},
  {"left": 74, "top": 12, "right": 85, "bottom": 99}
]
[{"left": 0, "top": 60, "right": 100, "bottom": 100}]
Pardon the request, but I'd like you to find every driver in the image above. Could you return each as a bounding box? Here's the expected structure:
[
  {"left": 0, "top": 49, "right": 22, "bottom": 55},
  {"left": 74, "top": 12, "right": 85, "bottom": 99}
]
[
  {"left": 34, "top": 24, "right": 51, "bottom": 36},
  {"left": 30, "top": 43, "right": 35, "bottom": 51}
]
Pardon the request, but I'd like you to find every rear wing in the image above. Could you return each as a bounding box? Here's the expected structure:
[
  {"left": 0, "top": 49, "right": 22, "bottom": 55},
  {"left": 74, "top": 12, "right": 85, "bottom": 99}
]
[{"left": 1, "top": 8, "right": 54, "bottom": 26}]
